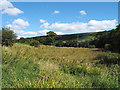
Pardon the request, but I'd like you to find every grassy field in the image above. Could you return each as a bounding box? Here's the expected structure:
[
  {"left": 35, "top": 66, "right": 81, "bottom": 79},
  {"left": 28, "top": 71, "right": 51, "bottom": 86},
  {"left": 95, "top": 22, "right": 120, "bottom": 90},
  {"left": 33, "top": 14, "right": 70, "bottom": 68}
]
[{"left": 2, "top": 43, "right": 119, "bottom": 88}]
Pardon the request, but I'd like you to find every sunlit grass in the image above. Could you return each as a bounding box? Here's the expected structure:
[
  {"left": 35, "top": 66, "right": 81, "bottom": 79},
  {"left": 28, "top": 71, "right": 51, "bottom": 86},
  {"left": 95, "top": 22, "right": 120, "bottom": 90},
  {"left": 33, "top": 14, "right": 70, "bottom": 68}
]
[{"left": 2, "top": 43, "right": 119, "bottom": 88}]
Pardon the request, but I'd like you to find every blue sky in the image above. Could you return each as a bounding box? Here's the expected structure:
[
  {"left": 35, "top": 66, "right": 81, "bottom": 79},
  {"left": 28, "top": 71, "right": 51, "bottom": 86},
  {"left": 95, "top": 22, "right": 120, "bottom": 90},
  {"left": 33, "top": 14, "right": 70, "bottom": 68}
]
[
  {"left": 2, "top": 1, "right": 118, "bottom": 38},
  {"left": 9, "top": 0, "right": 120, "bottom": 2}
]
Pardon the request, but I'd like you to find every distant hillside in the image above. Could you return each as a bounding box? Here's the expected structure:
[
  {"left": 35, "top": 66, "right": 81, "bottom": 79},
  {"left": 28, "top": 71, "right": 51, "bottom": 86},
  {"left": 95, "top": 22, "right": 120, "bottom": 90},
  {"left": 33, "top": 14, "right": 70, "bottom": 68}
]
[{"left": 27, "top": 31, "right": 105, "bottom": 41}]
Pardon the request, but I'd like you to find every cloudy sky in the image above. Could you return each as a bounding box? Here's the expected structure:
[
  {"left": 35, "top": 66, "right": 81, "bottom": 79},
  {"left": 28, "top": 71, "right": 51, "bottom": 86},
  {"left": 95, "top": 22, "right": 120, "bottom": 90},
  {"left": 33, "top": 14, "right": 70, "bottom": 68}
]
[{"left": 1, "top": 0, "right": 118, "bottom": 38}]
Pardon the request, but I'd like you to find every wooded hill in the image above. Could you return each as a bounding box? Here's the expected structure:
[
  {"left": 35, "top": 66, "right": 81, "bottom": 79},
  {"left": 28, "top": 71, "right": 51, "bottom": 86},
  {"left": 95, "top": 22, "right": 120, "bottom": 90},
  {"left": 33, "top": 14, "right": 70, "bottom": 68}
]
[{"left": 27, "top": 31, "right": 104, "bottom": 41}]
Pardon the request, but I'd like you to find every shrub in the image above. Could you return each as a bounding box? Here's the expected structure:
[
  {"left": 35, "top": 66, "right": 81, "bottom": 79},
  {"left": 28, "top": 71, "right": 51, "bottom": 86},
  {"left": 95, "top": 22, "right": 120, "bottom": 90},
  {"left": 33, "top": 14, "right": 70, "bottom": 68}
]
[
  {"left": 95, "top": 53, "right": 120, "bottom": 66},
  {"left": 29, "top": 39, "right": 40, "bottom": 47},
  {"left": 88, "top": 45, "right": 95, "bottom": 48},
  {"left": 2, "top": 39, "right": 13, "bottom": 46},
  {"left": 104, "top": 44, "right": 111, "bottom": 51}
]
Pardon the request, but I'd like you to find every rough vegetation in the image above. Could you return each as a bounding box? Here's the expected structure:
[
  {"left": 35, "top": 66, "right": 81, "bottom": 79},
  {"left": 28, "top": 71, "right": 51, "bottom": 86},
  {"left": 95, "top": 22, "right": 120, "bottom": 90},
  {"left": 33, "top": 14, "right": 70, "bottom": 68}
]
[{"left": 2, "top": 43, "right": 119, "bottom": 88}]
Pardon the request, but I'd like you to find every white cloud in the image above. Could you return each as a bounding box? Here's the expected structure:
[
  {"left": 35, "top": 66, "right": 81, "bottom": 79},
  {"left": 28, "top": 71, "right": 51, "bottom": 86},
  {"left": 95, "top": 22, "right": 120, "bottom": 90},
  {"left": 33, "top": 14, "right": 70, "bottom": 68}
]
[
  {"left": 1, "top": 0, "right": 24, "bottom": 16},
  {"left": 49, "top": 22, "right": 87, "bottom": 32},
  {"left": 2, "top": 8, "right": 24, "bottom": 16},
  {"left": 42, "top": 19, "right": 117, "bottom": 33},
  {"left": 7, "top": 18, "right": 29, "bottom": 30},
  {"left": 0, "top": 0, "right": 13, "bottom": 10},
  {"left": 87, "top": 20, "right": 117, "bottom": 30},
  {"left": 55, "top": 32, "right": 64, "bottom": 35},
  {"left": 38, "top": 30, "right": 64, "bottom": 36},
  {"left": 17, "top": 31, "right": 37, "bottom": 36},
  {"left": 40, "top": 19, "right": 46, "bottom": 23},
  {"left": 38, "top": 30, "right": 49, "bottom": 35},
  {"left": 5, "top": 18, "right": 37, "bottom": 36},
  {"left": 96, "top": 30, "right": 105, "bottom": 32},
  {"left": 80, "top": 10, "right": 87, "bottom": 15},
  {"left": 13, "top": 18, "right": 29, "bottom": 26},
  {"left": 40, "top": 22, "right": 50, "bottom": 28},
  {"left": 22, "top": 31, "right": 37, "bottom": 35},
  {"left": 17, "top": 36, "right": 25, "bottom": 39},
  {"left": 53, "top": 10, "right": 60, "bottom": 14}
]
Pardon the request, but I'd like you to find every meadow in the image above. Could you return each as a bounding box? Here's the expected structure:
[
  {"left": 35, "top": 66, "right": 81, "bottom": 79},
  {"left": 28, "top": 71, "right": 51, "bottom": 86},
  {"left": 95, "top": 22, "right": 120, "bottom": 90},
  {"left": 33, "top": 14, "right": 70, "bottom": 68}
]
[{"left": 2, "top": 43, "right": 119, "bottom": 88}]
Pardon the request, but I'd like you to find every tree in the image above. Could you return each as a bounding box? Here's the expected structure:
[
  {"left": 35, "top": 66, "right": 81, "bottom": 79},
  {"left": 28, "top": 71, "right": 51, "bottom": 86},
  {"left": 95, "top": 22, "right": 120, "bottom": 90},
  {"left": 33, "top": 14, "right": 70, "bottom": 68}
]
[
  {"left": 2, "top": 27, "right": 17, "bottom": 46},
  {"left": 18, "top": 37, "right": 31, "bottom": 44},
  {"left": 19, "top": 37, "right": 27, "bottom": 43},
  {"left": 90, "top": 24, "right": 120, "bottom": 53},
  {"left": 29, "top": 39, "right": 40, "bottom": 47},
  {"left": 46, "top": 31, "right": 57, "bottom": 45},
  {"left": 46, "top": 31, "right": 57, "bottom": 37}
]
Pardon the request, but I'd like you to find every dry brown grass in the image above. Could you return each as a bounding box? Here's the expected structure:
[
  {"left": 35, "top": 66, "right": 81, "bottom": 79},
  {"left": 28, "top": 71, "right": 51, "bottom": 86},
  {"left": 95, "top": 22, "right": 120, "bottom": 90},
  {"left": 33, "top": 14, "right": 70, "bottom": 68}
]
[
  {"left": 38, "top": 60, "right": 59, "bottom": 72},
  {"left": 6, "top": 43, "right": 103, "bottom": 69}
]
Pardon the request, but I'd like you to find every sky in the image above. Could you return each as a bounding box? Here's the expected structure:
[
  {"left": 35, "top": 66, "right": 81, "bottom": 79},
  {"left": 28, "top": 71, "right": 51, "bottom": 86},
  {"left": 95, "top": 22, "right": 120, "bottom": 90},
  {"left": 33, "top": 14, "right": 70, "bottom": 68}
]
[
  {"left": 9, "top": 0, "right": 120, "bottom": 2},
  {"left": 1, "top": 0, "right": 118, "bottom": 38}
]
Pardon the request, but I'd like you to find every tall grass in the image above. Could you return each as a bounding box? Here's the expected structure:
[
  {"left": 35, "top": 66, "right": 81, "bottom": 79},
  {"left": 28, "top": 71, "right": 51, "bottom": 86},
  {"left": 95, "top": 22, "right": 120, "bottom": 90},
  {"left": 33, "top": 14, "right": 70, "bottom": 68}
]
[{"left": 2, "top": 43, "right": 119, "bottom": 88}]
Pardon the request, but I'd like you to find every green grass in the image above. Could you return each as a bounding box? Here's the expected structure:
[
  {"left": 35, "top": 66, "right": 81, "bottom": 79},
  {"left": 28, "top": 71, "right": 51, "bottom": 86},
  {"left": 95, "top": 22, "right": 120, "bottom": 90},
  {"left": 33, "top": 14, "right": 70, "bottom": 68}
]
[{"left": 2, "top": 43, "right": 119, "bottom": 88}]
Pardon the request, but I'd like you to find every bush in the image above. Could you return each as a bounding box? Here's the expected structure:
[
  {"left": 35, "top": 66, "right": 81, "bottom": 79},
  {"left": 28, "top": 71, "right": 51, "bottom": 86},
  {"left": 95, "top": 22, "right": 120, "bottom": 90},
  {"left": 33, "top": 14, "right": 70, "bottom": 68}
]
[
  {"left": 2, "top": 39, "right": 13, "bottom": 46},
  {"left": 88, "top": 45, "right": 95, "bottom": 48},
  {"left": 104, "top": 44, "right": 111, "bottom": 51},
  {"left": 29, "top": 39, "right": 40, "bottom": 47}
]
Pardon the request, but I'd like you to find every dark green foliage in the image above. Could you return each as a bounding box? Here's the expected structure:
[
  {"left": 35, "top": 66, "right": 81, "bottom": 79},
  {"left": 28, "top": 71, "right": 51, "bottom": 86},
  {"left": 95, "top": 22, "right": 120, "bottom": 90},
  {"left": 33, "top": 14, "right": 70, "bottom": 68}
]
[
  {"left": 46, "top": 31, "right": 57, "bottom": 36},
  {"left": 104, "top": 44, "right": 111, "bottom": 51},
  {"left": 38, "top": 37, "right": 47, "bottom": 45},
  {"left": 26, "top": 32, "right": 103, "bottom": 47},
  {"left": 62, "top": 40, "right": 77, "bottom": 47},
  {"left": 91, "top": 24, "right": 120, "bottom": 53},
  {"left": 46, "top": 31, "right": 57, "bottom": 45},
  {"left": 2, "top": 39, "right": 13, "bottom": 46},
  {"left": 55, "top": 40, "right": 63, "bottom": 47},
  {"left": 95, "top": 53, "right": 120, "bottom": 66},
  {"left": 88, "top": 45, "right": 95, "bottom": 48},
  {"left": 2, "top": 27, "right": 17, "bottom": 46},
  {"left": 55, "top": 40, "right": 91, "bottom": 48},
  {"left": 19, "top": 37, "right": 27, "bottom": 43},
  {"left": 29, "top": 39, "right": 40, "bottom": 47},
  {"left": 25, "top": 31, "right": 57, "bottom": 46},
  {"left": 18, "top": 37, "right": 31, "bottom": 44},
  {"left": 45, "top": 36, "right": 55, "bottom": 45}
]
